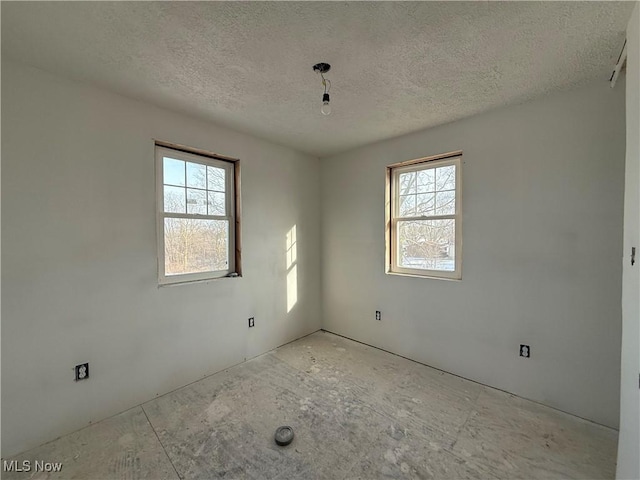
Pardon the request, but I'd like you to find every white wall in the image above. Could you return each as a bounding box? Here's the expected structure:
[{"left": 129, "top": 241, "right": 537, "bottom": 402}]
[
  {"left": 321, "top": 80, "right": 626, "bottom": 428},
  {"left": 617, "top": 3, "right": 640, "bottom": 479},
  {"left": 1, "top": 60, "right": 322, "bottom": 457}
]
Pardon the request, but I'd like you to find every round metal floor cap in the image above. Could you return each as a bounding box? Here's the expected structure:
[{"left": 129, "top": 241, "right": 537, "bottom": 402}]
[{"left": 274, "top": 426, "right": 294, "bottom": 446}]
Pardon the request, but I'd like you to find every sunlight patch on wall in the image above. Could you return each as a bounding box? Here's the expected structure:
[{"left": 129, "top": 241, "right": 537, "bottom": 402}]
[{"left": 286, "top": 225, "right": 298, "bottom": 312}]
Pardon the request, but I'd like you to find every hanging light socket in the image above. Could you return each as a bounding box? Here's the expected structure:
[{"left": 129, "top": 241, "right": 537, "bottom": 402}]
[
  {"left": 321, "top": 93, "right": 331, "bottom": 115},
  {"left": 313, "top": 63, "right": 332, "bottom": 115}
]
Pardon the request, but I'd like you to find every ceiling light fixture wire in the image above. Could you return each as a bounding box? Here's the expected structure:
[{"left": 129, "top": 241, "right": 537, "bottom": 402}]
[{"left": 321, "top": 73, "right": 331, "bottom": 95}]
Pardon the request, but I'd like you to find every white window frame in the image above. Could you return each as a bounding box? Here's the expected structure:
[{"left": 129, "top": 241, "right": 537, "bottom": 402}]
[
  {"left": 156, "top": 144, "right": 239, "bottom": 285},
  {"left": 386, "top": 152, "right": 462, "bottom": 280}
]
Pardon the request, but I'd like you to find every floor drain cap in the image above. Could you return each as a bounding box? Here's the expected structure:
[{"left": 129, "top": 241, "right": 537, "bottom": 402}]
[{"left": 274, "top": 426, "right": 294, "bottom": 446}]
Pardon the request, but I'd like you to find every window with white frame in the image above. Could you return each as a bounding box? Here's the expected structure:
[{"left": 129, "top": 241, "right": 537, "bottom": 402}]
[
  {"left": 156, "top": 144, "right": 240, "bottom": 284},
  {"left": 387, "top": 153, "right": 462, "bottom": 279}
]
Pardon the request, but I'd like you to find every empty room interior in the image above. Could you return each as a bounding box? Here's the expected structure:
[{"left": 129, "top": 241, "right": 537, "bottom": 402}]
[{"left": 2, "top": 2, "right": 640, "bottom": 479}]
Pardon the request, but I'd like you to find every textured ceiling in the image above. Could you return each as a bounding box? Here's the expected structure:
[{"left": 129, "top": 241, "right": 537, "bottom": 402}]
[{"left": 1, "top": 1, "right": 634, "bottom": 157}]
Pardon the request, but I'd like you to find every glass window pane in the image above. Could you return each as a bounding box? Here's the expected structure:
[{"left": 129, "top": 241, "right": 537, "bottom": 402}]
[
  {"left": 208, "top": 192, "right": 226, "bottom": 216},
  {"left": 399, "top": 172, "right": 416, "bottom": 195},
  {"left": 164, "top": 218, "right": 228, "bottom": 275},
  {"left": 417, "top": 169, "right": 435, "bottom": 193},
  {"left": 164, "top": 186, "right": 186, "bottom": 213},
  {"left": 416, "top": 193, "right": 435, "bottom": 215},
  {"left": 163, "top": 158, "right": 185, "bottom": 186},
  {"left": 435, "top": 191, "right": 455, "bottom": 215},
  {"left": 207, "top": 166, "right": 226, "bottom": 192},
  {"left": 436, "top": 165, "right": 456, "bottom": 191},
  {"left": 187, "top": 188, "right": 207, "bottom": 215},
  {"left": 397, "top": 219, "right": 455, "bottom": 271},
  {"left": 399, "top": 195, "right": 416, "bottom": 217},
  {"left": 186, "top": 162, "right": 206, "bottom": 189}
]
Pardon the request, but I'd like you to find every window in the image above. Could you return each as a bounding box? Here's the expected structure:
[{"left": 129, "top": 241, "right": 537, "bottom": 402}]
[
  {"left": 387, "top": 152, "right": 462, "bottom": 280},
  {"left": 156, "top": 144, "right": 240, "bottom": 284}
]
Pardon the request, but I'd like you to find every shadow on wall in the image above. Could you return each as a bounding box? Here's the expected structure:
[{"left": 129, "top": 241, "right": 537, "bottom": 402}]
[{"left": 286, "top": 225, "right": 298, "bottom": 313}]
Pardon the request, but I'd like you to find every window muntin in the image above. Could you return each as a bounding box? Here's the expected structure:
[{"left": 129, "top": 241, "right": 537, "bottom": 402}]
[
  {"left": 389, "top": 155, "right": 462, "bottom": 279},
  {"left": 156, "top": 145, "right": 236, "bottom": 284}
]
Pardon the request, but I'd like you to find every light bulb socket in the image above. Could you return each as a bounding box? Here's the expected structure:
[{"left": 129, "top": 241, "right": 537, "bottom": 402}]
[{"left": 322, "top": 93, "right": 330, "bottom": 103}]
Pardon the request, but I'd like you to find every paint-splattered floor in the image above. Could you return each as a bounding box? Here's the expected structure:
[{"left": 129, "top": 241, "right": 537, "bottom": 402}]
[{"left": 2, "top": 331, "right": 618, "bottom": 479}]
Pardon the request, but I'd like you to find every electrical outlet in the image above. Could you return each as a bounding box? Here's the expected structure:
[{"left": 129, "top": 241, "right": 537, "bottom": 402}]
[
  {"left": 248, "top": 317, "right": 255, "bottom": 328},
  {"left": 375, "top": 311, "right": 381, "bottom": 321},
  {"left": 519, "top": 345, "right": 530, "bottom": 358},
  {"left": 75, "top": 363, "right": 89, "bottom": 381}
]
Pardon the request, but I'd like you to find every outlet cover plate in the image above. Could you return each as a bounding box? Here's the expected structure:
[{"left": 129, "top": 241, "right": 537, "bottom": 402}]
[
  {"left": 248, "top": 317, "right": 255, "bottom": 328},
  {"left": 519, "top": 345, "right": 530, "bottom": 358},
  {"left": 75, "top": 363, "right": 89, "bottom": 381}
]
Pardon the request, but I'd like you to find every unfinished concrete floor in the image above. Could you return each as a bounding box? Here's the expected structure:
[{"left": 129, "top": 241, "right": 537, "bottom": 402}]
[{"left": 3, "top": 331, "right": 618, "bottom": 479}]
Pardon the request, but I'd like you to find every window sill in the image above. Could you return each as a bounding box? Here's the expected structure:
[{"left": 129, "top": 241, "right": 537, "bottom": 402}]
[
  {"left": 385, "top": 271, "right": 462, "bottom": 282},
  {"left": 158, "top": 274, "right": 242, "bottom": 288}
]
